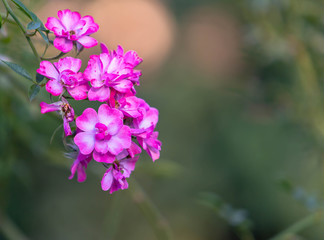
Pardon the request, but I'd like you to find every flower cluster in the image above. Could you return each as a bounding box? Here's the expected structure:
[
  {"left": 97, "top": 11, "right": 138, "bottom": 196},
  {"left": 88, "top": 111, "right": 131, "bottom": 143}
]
[{"left": 38, "top": 9, "right": 161, "bottom": 194}]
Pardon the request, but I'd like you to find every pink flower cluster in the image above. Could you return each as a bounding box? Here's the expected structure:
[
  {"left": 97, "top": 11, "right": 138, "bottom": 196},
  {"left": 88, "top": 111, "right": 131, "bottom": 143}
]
[{"left": 38, "top": 9, "right": 161, "bottom": 194}]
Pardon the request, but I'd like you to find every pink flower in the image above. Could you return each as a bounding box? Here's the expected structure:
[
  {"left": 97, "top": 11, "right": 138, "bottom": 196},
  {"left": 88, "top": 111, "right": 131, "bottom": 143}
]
[
  {"left": 101, "top": 44, "right": 142, "bottom": 84},
  {"left": 65, "top": 142, "right": 92, "bottom": 182},
  {"left": 74, "top": 104, "right": 131, "bottom": 163},
  {"left": 45, "top": 9, "right": 99, "bottom": 53},
  {"left": 131, "top": 107, "right": 161, "bottom": 161},
  {"left": 69, "top": 152, "right": 92, "bottom": 182},
  {"left": 101, "top": 153, "right": 139, "bottom": 194},
  {"left": 37, "top": 57, "right": 89, "bottom": 100},
  {"left": 40, "top": 97, "right": 74, "bottom": 136},
  {"left": 138, "top": 131, "right": 161, "bottom": 162},
  {"left": 109, "top": 94, "right": 145, "bottom": 118},
  {"left": 84, "top": 45, "right": 142, "bottom": 102}
]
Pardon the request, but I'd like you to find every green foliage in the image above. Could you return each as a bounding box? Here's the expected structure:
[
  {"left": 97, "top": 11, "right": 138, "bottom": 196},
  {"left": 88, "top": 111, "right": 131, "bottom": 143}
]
[
  {"left": 1, "top": 60, "right": 33, "bottom": 82},
  {"left": 28, "top": 84, "right": 40, "bottom": 101},
  {"left": 27, "top": 20, "right": 41, "bottom": 30},
  {"left": 35, "top": 72, "right": 44, "bottom": 83}
]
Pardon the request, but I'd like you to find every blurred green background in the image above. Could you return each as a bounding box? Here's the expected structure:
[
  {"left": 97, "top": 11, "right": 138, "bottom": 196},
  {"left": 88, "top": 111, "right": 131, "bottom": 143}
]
[{"left": 2, "top": 0, "right": 324, "bottom": 239}]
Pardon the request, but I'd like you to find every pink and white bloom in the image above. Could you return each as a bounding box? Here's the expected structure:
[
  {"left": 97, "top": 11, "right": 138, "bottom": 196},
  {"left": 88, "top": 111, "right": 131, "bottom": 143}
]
[
  {"left": 40, "top": 97, "right": 74, "bottom": 136},
  {"left": 101, "top": 44, "right": 142, "bottom": 84},
  {"left": 84, "top": 45, "right": 142, "bottom": 102},
  {"left": 131, "top": 107, "right": 161, "bottom": 161},
  {"left": 45, "top": 9, "right": 99, "bottom": 53},
  {"left": 101, "top": 153, "right": 139, "bottom": 194},
  {"left": 69, "top": 152, "right": 92, "bottom": 182},
  {"left": 37, "top": 57, "right": 89, "bottom": 100},
  {"left": 109, "top": 94, "right": 144, "bottom": 118},
  {"left": 74, "top": 104, "right": 131, "bottom": 163}
]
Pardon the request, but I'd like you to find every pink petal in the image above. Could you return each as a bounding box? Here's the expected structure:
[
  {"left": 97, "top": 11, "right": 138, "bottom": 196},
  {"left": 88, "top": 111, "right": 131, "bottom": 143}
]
[
  {"left": 112, "top": 80, "right": 133, "bottom": 93},
  {"left": 101, "top": 168, "right": 113, "bottom": 191},
  {"left": 124, "top": 50, "right": 143, "bottom": 67},
  {"left": 100, "top": 43, "right": 109, "bottom": 54},
  {"left": 95, "top": 139, "right": 109, "bottom": 154},
  {"left": 116, "top": 45, "right": 124, "bottom": 56},
  {"left": 37, "top": 61, "right": 59, "bottom": 80},
  {"left": 119, "top": 96, "right": 142, "bottom": 118},
  {"left": 147, "top": 147, "right": 160, "bottom": 162},
  {"left": 55, "top": 57, "right": 82, "bottom": 73},
  {"left": 67, "top": 83, "right": 90, "bottom": 100},
  {"left": 98, "top": 104, "right": 123, "bottom": 136},
  {"left": 120, "top": 156, "right": 139, "bottom": 178},
  {"left": 76, "top": 108, "right": 98, "bottom": 131},
  {"left": 107, "top": 57, "right": 121, "bottom": 73},
  {"left": 88, "top": 86, "right": 110, "bottom": 102},
  {"left": 46, "top": 80, "right": 63, "bottom": 96},
  {"left": 93, "top": 151, "right": 115, "bottom": 163},
  {"left": 108, "top": 126, "right": 131, "bottom": 155},
  {"left": 84, "top": 55, "right": 103, "bottom": 86},
  {"left": 139, "top": 107, "right": 159, "bottom": 129},
  {"left": 74, "top": 132, "right": 95, "bottom": 155},
  {"left": 54, "top": 37, "right": 74, "bottom": 53},
  {"left": 128, "top": 141, "right": 142, "bottom": 157},
  {"left": 40, "top": 102, "right": 61, "bottom": 114},
  {"left": 77, "top": 36, "right": 98, "bottom": 48},
  {"left": 45, "top": 17, "right": 64, "bottom": 35},
  {"left": 78, "top": 16, "right": 99, "bottom": 36},
  {"left": 63, "top": 117, "right": 72, "bottom": 136},
  {"left": 58, "top": 9, "right": 81, "bottom": 30}
]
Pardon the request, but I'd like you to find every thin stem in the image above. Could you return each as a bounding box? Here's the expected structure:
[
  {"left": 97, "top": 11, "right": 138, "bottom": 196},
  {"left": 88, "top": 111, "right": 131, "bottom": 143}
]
[
  {"left": 1, "top": 0, "right": 40, "bottom": 63},
  {"left": 269, "top": 211, "right": 323, "bottom": 240},
  {"left": 0, "top": 12, "right": 15, "bottom": 24},
  {"left": 41, "top": 51, "right": 66, "bottom": 61},
  {"left": 128, "top": 179, "right": 172, "bottom": 240}
]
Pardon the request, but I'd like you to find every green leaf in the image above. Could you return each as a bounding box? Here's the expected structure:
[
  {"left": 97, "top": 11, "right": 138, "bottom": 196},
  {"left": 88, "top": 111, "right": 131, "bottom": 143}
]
[
  {"left": 27, "top": 21, "right": 41, "bottom": 30},
  {"left": 1, "top": 60, "right": 33, "bottom": 81},
  {"left": 35, "top": 72, "right": 44, "bottom": 83},
  {"left": 38, "top": 30, "right": 49, "bottom": 44},
  {"left": 10, "top": 0, "right": 45, "bottom": 29},
  {"left": 28, "top": 84, "right": 40, "bottom": 101},
  {"left": 10, "top": 0, "right": 37, "bottom": 21},
  {"left": 0, "top": 15, "right": 2, "bottom": 29}
]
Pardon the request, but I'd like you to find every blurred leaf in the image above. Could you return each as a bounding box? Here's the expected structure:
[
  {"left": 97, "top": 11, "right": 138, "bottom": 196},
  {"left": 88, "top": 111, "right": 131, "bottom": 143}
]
[
  {"left": 199, "top": 192, "right": 224, "bottom": 210},
  {"left": 1, "top": 60, "right": 33, "bottom": 82},
  {"left": 35, "top": 72, "right": 44, "bottom": 83},
  {"left": 199, "top": 192, "right": 254, "bottom": 240},
  {"left": 28, "top": 84, "right": 40, "bottom": 101},
  {"left": 269, "top": 212, "right": 324, "bottom": 240},
  {"left": 278, "top": 179, "right": 293, "bottom": 193},
  {"left": 27, "top": 21, "right": 40, "bottom": 30},
  {"left": 38, "top": 30, "right": 49, "bottom": 44},
  {"left": 0, "top": 15, "right": 2, "bottom": 29},
  {"left": 10, "top": 0, "right": 38, "bottom": 22}
]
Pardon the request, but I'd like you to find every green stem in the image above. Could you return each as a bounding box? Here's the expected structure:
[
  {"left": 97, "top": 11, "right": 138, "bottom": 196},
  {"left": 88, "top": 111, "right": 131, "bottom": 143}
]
[
  {"left": 269, "top": 211, "right": 323, "bottom": 240},
  {"left": 128, "top": 179, "right": 172, "bottom": 240},
  {"left": 0, "top": 12, "right": 15, "bottom": 24},
  {"left": 1, "top": 0, "right": 40, "bottom": 63}
]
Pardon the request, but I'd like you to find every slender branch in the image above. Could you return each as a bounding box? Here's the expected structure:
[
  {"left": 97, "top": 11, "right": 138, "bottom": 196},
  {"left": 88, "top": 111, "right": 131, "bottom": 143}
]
[
  {"left": 1, "top": 0, "right": 40, "bottom": 63},
  {"left": 269, "top": 211, "right": 323, "bottom": 240},
  {"left": 128, "top": 179, "right": 172, "bottom": 240},
  {"left": 41, "top": 51, "right": 66, "bottom": 61},
  {"left": 0, "top": 12, "right": 15, "bottom": 24}
]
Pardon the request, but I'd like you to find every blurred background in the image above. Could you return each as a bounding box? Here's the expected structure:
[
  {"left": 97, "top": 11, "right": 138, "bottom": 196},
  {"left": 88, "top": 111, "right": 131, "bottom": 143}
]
[{"left": 2, "top": 0, "right": 324, "bottom": 239}]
